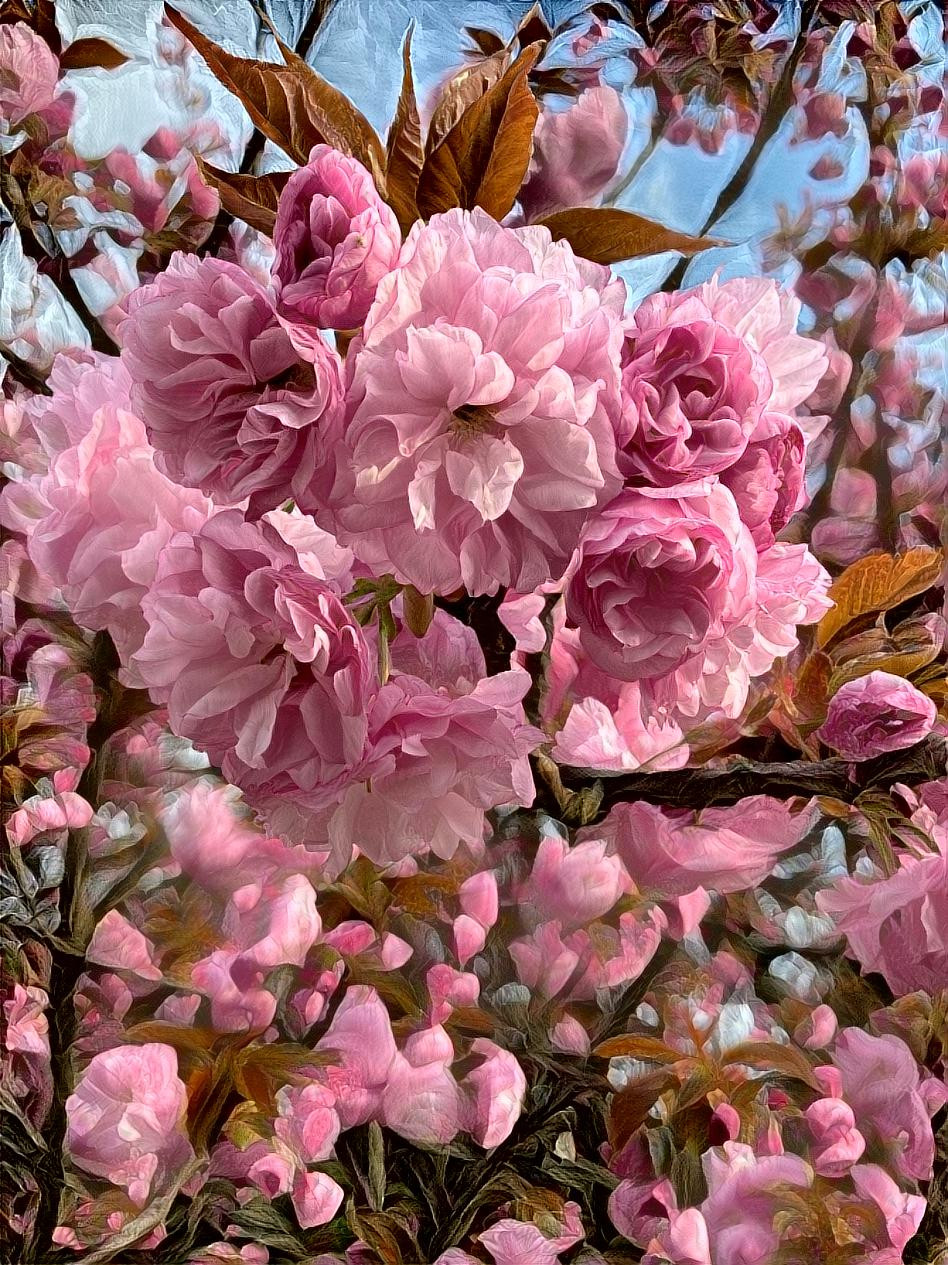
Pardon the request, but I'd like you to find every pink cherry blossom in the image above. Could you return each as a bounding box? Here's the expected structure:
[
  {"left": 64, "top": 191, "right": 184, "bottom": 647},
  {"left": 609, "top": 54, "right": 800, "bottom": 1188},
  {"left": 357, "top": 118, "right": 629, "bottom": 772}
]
[
  {"left": 380, "top": 1024, "right": 462, "bottom": 1145},
  {"left": 565, "top": 482, "right": 831, "bottom": 718},
  {"left": 520, "top": 85, "right": 628, "bottom": 220},
  {"left": 519, "top": 831, "right": 625, "bottom": 929},
  {"left": 130, "top": 510, "right": 378, "bottom": 840},
  {"left": 315, "top": 986, "right": 397, "bottom": 1128},
  {"left": 617, "top": 276, "right": 826, "bottom": 486},
  {"left": 0, "top": 355, "right": 214, "bottom": 675},
  {"left": 333, "top": 207, "right": 625, "bottom": 595},
  {"left": 478, "top": 1200, "right": 584, "bottom": 1265},
  {"left": 460, "top": 1039, "right": 527, "bottom": 1148},
  {"left": 65, "top": 1043, "right": 193, "bottom": 1206},
  {"left": 272, "top": 145, "right": 401, "bottom": 334},
  {"left": 816, "top": 670, "right": 938, "bottom": 760},
  {"left": 291, "top": 1169, "right": 345, "bottom": 1229},
  {"left": 804, "top": 1097, "right": 866, "bottom": 1176},
  {"left": 119, "top": 253, "right": 344, "bottom": 516}
]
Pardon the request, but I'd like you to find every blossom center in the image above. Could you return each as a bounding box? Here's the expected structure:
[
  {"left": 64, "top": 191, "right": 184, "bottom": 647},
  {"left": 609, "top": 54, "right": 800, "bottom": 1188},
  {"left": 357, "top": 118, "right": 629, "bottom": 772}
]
[{"left": 450, "top": 403, "right": 497, "bottom": 440}]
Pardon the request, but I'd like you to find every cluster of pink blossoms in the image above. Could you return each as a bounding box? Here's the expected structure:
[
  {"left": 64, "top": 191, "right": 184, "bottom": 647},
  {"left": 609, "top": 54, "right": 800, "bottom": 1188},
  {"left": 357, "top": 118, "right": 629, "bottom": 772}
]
[{"left": 2, "top": 10, "right": 946, "bottom": 1259}]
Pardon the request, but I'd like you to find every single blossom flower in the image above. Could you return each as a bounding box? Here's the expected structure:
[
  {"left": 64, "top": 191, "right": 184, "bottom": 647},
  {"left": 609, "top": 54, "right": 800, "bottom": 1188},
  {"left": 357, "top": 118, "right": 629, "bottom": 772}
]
[
  {"left": 272, "top": 144, "right": 402, "bottom": 334},
  {"left": 333, "top": 207, "right": 625, "bottom": 596},
  {"left": 119, "top": 253, "right": 344, "bottom": 516},
  {"left": 65, "top": 1043, "right": 193, "bottom": 1206},
  {"left": 815, "top": 670, "right": 937, "bottom": 760}
]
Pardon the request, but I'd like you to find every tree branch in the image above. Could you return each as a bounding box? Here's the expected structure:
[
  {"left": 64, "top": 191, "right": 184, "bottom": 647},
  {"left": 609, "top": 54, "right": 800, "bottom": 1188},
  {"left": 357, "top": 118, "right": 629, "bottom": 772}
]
[
  {"left": 662, "top": 0, "right": 818, "bottom": 292},
  {"left": 549, "top": 735, "right": 946, "bottom": 822}
]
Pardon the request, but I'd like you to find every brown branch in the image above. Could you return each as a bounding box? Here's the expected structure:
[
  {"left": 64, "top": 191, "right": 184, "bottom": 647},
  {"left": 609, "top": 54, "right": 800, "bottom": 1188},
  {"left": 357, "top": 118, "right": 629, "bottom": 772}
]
[
  {"left": 662, "top": 0, "right": 819, "bottom": 293},
  {"left": 549, "top": 735, "right": 946, "bottom": 823}
]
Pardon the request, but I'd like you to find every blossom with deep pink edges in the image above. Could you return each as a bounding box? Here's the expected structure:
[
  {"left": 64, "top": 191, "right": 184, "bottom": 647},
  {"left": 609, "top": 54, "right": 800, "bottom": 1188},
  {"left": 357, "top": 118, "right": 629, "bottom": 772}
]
[
  {"left": 65, "top": 1043, "right": 193, "bottom": 1206},
  {"left": 0, "top": 355, "right": 214, "bottom": 675},
  {"left": 333, "top": 207, "right": 625, "bottom": 596},
  {"left": 617, "top": 276, "right": 827, "bottom": 487},
  {"left": 272, "top": 144, "right": 401, "bottom": 335},
  {"left": 815, "top": 670, "right": 938, "bottom": 760},
  {"left": 130, "top": 509, "right": 377, "bottom": 840},
  {"left": 119, "top": 252, "right": 344, "bottom": 516},
  {"left": 564, "top": 480, "right": 831, "bottom": 719}
]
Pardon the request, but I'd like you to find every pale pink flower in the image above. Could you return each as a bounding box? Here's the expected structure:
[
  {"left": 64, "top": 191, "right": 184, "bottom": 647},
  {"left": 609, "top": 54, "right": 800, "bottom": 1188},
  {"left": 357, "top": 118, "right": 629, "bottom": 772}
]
[
  {"left": 65, "top": 1043, "right": 193, "bottom": 1206},
  {"left": 719, "top": 413, "right": 806, "bottom": 548},
  {"left": 460, "top": 1039, "right": 527, "bottom": 1148},
  {"left": 333, "top": 207, "right": 625, "bottom": 595},
  {"left": 581, "top": 797, "right": 810, "bottom": 899},
  {"left": 816, "top": 835, "right": 948, "bottom": 997},
  {"left": 698, "top": 1143, "right": 813, "bottom": 1265},
  {"left": 427, "top": 964, "right": 480, "bottom": 1025},
  {"left": 617, "top": 276, "right": 826, "bottom": 486},
  {"left": 0, "top": 355, "right": 213, "bottom": 675},
  {"left": 850, "top": 1164, "right": 927, "bottom": 1254},
  {"left": 0, "top": 23, "right": 60, "bottom": 126},
  {"left": 86, "top": 910, "right": 163, "bottom": 982},
  {"left": 520, "top": 85, "right": 628, "bottom": 220},
  {"left": 520, "top": 832, "right": 625, "bottom": 929},
  {"left": 291, "top": 1169, "right": 345, "bottom": 1229},
  {"left": 119, "top": 253, "right": 344, "bottom": 516},
  {"left": 478, "top": 1200, "right": 584, "bottom": 1265},
  {"left": 190, "top": 951, "right": 276, "bottom": 1033},
  {"left": 327, "top": 668, "right": 541, "bottom": 868},
  {"left": 380, "top": 1024, "right": 462, "bottom": 1145},
  {"left": 565, "top": 482, "right": 831, "bottom": 717},
  {"left": 272, "top": 145, "right": 401, "bottom": 334},
  {"left": 131, "top": 510, "right": 378, "bottom": 840},
  {"left": 804, "top": 1097, "right": 865, "bottom": 1176},
  {"left": 816, "top": 670, "right": 938, "bottom": 760},
  {"left": 830, "top": 1028, "right": 948, "bottom": 1180},
  {"left": 315, "top": 986, "right": 397, "bottom": 1128}
]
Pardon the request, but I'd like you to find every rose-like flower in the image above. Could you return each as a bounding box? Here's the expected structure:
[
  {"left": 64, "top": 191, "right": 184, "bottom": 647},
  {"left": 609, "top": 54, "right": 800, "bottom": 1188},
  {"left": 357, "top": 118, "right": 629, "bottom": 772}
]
[
  {"left": 815, "top": 670, "right": 938, "bottom": 760},
  {"left": 564, "top": 481, "right": 831, "bottom": 718},
  {"left": 130, "top": 510, "right": 377, "bottom": 837},
  {"left": 831, "top": 1028, "right": 948, "bottom": 1181},
  {"left": 617, "top": 276, "right": 826, "bottom": 488},
  {"left": 333, "top": 207, "right": 625, "bottom": 596},
  {"left": 65, "top": 1043, "right": 193, "bottom": 1206},
  {"left": 120, "top": 253, "right": 344, "bottom": 516},
  {"left": 272, "top": 144, "right": 401, "bottom": 334},
  {"left": 719, "top": 413, "right": 806, "bottom": 548},
  {"left": 0, "top": 355, "right": 214, "bottom": 675}
]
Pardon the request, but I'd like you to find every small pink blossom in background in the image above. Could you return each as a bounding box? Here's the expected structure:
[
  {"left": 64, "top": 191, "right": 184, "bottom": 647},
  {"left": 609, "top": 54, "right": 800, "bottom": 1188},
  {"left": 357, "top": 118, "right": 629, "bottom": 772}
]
[
  {"left": 617, "top": 276, "right": 826, "bottom": 487},
  {"left": 459, "top": 1039, "right": 527, "bottom": 1148},
  {"left": 119, "top": 253, "right": 344, "bottom": 516},
  {"left": 65, "top": 1043, "right": 193, "bottom": 1206},
  {"left": 272, "top": 144, "right": 401, "bottom": 335},
  {"left": 519, "top": 85, "right": 628, "bottom": 220},
  {"left": 291, "top": 1169, "right": 345, "bottom": 1229},
  {"left": 477, "top": 1199, "right": 584, "bottom": 1265},
  {"left": 816, "top": 670, "right": 937, "bottom": 760},
  {"left": 333, "top": 207, "right": 624, "bottom": 596}
]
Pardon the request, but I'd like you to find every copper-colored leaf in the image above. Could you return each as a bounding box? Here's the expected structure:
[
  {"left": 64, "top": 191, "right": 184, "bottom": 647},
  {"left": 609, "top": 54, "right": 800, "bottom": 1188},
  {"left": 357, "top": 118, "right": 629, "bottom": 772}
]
[
  {"left": 721, "top": 1041, "right": 822, "bottom": 1090},
  {"left": 165, "top": 5, "right": 384, "bottom": 177},
  {"left": 426, "top": 48, "right": 511, "bottom": 152},
  {"left": 816, "top": 548, "right": 943, "bottom": 648},
  {"left": 385, "top": 27, "right": 424, "bottom": 233},
  {"left": 401, "top": 584, "right": 435, "bottom": 637},
  {"left": 59, "top": 37, "right": 129, "bottom": 69},
  {"left": 196, "top": 158, "right": 291, "bottom": 234},
  {"left": 417, "top": 44, "right": 540, "bottom": 221},
  {"left": 535, "top": 207, "right": 719, "bottom": 263},
  {"left": 607, "top": 1069, "right": 678, "bottom": 1152},
  {"left": 594, "top": 1035, "right": 683, "bottom": 1062}
]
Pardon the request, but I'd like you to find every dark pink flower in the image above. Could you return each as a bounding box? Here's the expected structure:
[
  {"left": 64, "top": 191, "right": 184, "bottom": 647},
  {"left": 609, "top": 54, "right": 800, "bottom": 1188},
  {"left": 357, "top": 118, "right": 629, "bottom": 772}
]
[
  {"left": 272, "top": 144, "right": 401, "bottom": 333},
  {"left": 816, "top": 670, "right": 937, "bottom": 760},
  {"left": 120, "top": 253, "right": 344, "bottom": 516}
]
